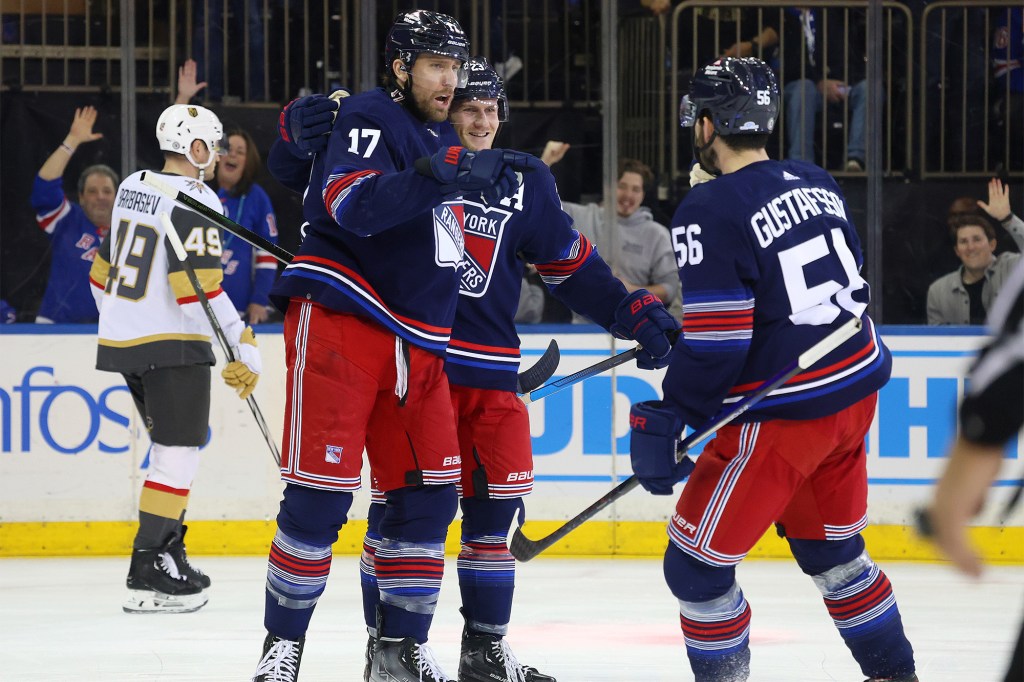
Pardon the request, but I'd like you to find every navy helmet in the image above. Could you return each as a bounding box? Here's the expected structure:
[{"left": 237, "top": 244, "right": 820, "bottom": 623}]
[
  {"left": 385, "top": 10, "right": 470, "bottom": 87},
  {"left": 453, "top": 57, "right": 509, "bottom": 121},
  {"left": 680, "top": 57, "right": 779, "bottom": 136}
]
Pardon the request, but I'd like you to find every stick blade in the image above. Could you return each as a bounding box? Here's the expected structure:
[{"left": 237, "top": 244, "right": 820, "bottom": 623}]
[
  {"left": 508, "top": 525, "right": 545, "bottom": 562},
  {"left": 516, "top": 340, "right": 560, "bottom": 394}
]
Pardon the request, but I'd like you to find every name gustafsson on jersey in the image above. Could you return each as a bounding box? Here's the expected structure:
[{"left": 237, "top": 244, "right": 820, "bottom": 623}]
[
  {"left": 750, "top": 186, "right": 848, "bottom": 248},
  {"left": 116, "top": 188, "right": 161, "bottom": 215}
]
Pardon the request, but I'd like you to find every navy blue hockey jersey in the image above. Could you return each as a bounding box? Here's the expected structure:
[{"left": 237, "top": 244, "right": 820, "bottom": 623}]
[
  {"left": 664, "top": 159, "right": 891, "bottom": 426},
  {"left": 446, "top": 165, "right": 627, "bottom": 391},
  {"left": 270, "top": 88, "right": 464, "bottom": 354}
]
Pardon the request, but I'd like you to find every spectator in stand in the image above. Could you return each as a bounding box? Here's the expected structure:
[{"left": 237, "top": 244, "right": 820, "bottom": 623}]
[
  {"left": 514, "top": 264, "right": 546, "bottom": 324},
  {"left": 177, "top": 60, "right": 280, "bottom": 324},
  {"left": 30, "top": 106, "right": 118, "bottom": 323},
  {"left": 543, "top": 142, "right": 681, "bottom": 321},
  {"left": 927, "top": 179, "right": 1024, "bottom": 325},
  {"left": 992, "top": 7, "right": 1023, "bottom": 172},
  {"left": 725, "top": 7, "right": 868, "bottom": 171},
  {"left": 213, "top": 128, "right": 280, "bottom": 324}
]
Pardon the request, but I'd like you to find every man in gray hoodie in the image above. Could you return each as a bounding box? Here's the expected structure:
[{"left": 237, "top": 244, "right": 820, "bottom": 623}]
[{"left": 543, "top": 145, "right": 681, "bottom": 321}]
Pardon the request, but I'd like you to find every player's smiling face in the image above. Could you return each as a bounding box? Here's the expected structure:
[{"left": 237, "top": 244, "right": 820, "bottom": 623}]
[
  {"left": 403, "top": 55, "right": 463, "bottom": 123},
  {"left": 449, "top": 98, "right": 500, "bottom": 152},
  {"left": 216, "top": 134, "right": 247, "bottom": 191}
]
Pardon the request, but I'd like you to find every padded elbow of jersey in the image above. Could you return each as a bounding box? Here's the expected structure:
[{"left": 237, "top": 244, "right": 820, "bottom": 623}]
[
  {"left": 276, "top": 482, "right": 354, "bottom": 546},
  {"left": 664, "top": 543, "right": 737, "bottom": 602},
  {"left": 381, "top": 485, "right": 458, "bottom": 544},
  {"left": 460, "top": 497, "right": 523, "bottom": 539}
]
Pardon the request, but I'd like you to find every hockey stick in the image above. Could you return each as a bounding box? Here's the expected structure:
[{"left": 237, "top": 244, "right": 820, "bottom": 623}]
[
  {"left": 144, "top": 171, "right": 563, "bottom": 391},
  {"left": 159, "top": 212, "right": 282, "bottom": 466},
  {"left": 509, "top": 317, "right": 863, "bottom": 561},
  {"left": 142, "top": 171, "right": 294, "bottom": 264},
  {"left": 519, "top": 329, "right": 681, "bottom": 405},
  {"left": 515, "top": 340, "right": 560, "bottom": 394}
]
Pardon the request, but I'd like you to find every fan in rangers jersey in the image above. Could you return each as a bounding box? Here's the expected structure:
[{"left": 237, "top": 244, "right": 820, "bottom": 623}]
[
  {"left": 625, "top": 57, "right": 917, "bottom": 682},
  {"left": 270, "top": 57, "right": 680, "bottom": 682},
  {"left": 31, "top": 105, "right": 118, "bottom": 323},
  {"left": 253, "top": 11, "right": 541, "bottom": 682},
  {"left": 88, "top": 103, "right": 262, "bottom": 615}
]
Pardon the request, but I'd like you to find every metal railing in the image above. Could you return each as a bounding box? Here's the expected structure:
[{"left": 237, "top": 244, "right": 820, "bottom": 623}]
[
  {"left": 2, "top": 2, "right": 1019, "bottom": 177},
  {"left": 919, "top": 2, "right": 1022, "bottom": 177},
  {"left": 663, "top": 1, "right": 913, "bottom": 184}
]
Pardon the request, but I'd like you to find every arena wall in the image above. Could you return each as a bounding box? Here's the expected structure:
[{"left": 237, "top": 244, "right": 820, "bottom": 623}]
[{"left": 1, "top": 325, "right": 1020, "bottom": 563}]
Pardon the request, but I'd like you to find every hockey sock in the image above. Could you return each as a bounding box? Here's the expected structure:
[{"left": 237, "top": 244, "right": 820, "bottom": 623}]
[
  {"left": 376, "top": 484, "right": 457, "bottom": 643},
  {"left": 133, "top": 444, "right": 199, "bottom": 549},
  {"left": 789, "top": 537, "right": 916, "bottom": 679},
  {"left": 360, "top": 501, "right": 386, "bottom": 634},
  {"left": 665, "top": 544, "right": 751, "bottom": 682},
  {"left": 457, "top": 497, "right": 522, "bottom": 635},
  {"left": 264, "top": 484, "right": 352, "bottom": 641}
]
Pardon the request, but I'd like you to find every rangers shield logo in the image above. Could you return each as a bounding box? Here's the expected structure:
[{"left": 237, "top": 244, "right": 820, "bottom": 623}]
[
  {"left": 433, "top": 200, "right": 466, "bottom": 269},
  {"left": 459, "top": 199, "right": 512, "bottom": 297}
]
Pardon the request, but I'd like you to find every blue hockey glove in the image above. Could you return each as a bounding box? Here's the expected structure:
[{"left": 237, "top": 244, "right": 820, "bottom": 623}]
[
  {"left": 610, "top": 289, "right": 681, "bottom": 370},
  {"left": 416, "top": 147, "right": 539, "bottom": 205},
  {"left": 629, "top": 400, "right": 694, "bottom": 495},
  {"left": 278, "top": 91, "right": 345, "bottom": 156}
]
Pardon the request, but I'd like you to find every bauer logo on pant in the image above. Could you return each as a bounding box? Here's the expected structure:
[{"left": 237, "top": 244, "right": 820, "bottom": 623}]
[{"left": 324, "top": 445, "right": 343, "bottom": 464}]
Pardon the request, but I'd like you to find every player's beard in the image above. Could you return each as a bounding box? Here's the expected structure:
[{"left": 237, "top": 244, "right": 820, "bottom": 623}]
[
  {"left": 401, "top": 76, "right": 450, "bottom": 123},
  {"left": 693, "top": 125, "right": 721, "bottom": 176}
]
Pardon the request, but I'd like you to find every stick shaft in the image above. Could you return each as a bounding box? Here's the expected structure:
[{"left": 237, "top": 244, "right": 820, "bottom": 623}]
[
  {"left": 160, "top": 213, "right": 281, "bottom": 465},
  {"left": 521, "top": 347, "right": 638, "bottom": 404},
  {"left": 510, "top": 317, "right": 863, "bottom": 560},
  {"left": 144, "top": 171, "right": 295, "bottom": 264}
]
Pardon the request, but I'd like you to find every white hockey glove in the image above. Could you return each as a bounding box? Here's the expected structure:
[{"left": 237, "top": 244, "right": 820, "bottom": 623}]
[
  {"left": 689, "top": 163, "right": 716, "bottom": 187},
  {"left": 222, "top": 326, "right": 261, "bottom": 399}
]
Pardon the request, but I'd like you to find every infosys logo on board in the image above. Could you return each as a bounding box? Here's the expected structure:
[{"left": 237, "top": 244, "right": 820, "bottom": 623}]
[{"left": 0, "top": 366, "right": 131, "bottom": 454}]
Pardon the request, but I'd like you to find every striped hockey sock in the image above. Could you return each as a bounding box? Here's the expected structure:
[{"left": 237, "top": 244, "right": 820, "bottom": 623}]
[
  {"left": 457, "top": 532, "right": 516, "bottom": 634},
  {"left": 375, "top": 537, "right": 446, "bottom": 642},
  {"left": 264, "top": 530, "right": 333, "bottom": 640},
  {"left": 679, "top": 582, "right": 752, "bottom": 682}
]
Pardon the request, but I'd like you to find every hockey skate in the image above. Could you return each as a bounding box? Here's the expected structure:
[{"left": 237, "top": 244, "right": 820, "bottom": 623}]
[
  {"left": 363, "top": 634, "right": 377, "bottom": 682},
  {"left": 122, "top": 545, "right": 208, "bottom": 614},
  {"left": 252, "top": 632, "right": 304, "bottom": 682},
  {"left": 458, "top": 617, "right": 556, "bottom": 682},
  {"left": 369, "top": 636, "right": 454, "bottom": 682},
  {"left": 165, "top": 525, "right": 211, "bottom": 589}
]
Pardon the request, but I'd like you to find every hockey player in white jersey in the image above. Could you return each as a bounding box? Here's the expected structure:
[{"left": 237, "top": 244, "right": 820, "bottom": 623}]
[{"left": 88, "top": 104, "right": 262, "bottom": 613}]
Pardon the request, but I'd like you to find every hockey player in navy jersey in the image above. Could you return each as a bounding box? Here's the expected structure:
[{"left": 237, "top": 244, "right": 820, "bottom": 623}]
[
  {"left": 266, "top": 56, "right": 679, "bottom": 682},
  {"left": 359, "top": 58, "right": 679, "bottom": 682},
  {"left": 626, "top": 58, "right": 918, "bottom": 682},
  {"left": 252, "top": 11, "right": 541, "bottom": 682}
]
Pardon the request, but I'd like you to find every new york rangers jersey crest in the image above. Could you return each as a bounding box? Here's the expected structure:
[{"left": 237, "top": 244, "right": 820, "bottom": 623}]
[
  {"left": 434, "top": 199, "right": 466, "bottom": 268},
  {"left": 459, "top": 198, "right": 513, "bottom": 296}
]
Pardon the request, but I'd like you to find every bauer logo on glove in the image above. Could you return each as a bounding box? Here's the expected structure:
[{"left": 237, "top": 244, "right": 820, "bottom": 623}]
[{"left": 222, "top": 325, "right": 262, "bottom": 399}]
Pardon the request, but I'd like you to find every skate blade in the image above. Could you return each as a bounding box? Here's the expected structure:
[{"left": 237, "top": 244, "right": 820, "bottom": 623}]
[{"left": 122, "top": 588, "right": 208, "bottom": 614}]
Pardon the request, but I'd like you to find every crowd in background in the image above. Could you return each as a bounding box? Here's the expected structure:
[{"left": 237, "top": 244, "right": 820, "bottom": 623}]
[{"left": 0, "top": 3, "right": 1021, "bottom": 325}]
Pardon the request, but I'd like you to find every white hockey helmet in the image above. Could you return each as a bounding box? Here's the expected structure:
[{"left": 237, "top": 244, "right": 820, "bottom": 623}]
[{"left": 156, "top": 104, "right": 225, "bottom": 170}]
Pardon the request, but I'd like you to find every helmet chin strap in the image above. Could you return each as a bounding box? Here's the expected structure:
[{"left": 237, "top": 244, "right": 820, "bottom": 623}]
[
  {"left": 185, "top": 142, "right": 215, "bottom": 182},
  {"left": 692, "top": 126, "right": 722, "bottom": 177}
]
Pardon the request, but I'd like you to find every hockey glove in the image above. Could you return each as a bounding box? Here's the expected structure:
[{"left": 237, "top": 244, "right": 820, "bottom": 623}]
[
  {"left": 629, "top": 400, "right": 694, "bottom": 495},
  {"left": 610, "top": 289, "right": 681, "bottom": 370},
  {"left": 222, "top": 326, "right": 261, "bottom": 399},
  {"left": 416, "top": 146, "right": 541, "bottom": 205},
  {"left": 278, "top": 91, "right": 347, "bottom": 156}
]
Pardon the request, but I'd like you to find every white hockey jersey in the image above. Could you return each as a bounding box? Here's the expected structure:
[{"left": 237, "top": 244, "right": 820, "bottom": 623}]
[{"left": 89, "top": 170, "right": 228, "bottom": 372}]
